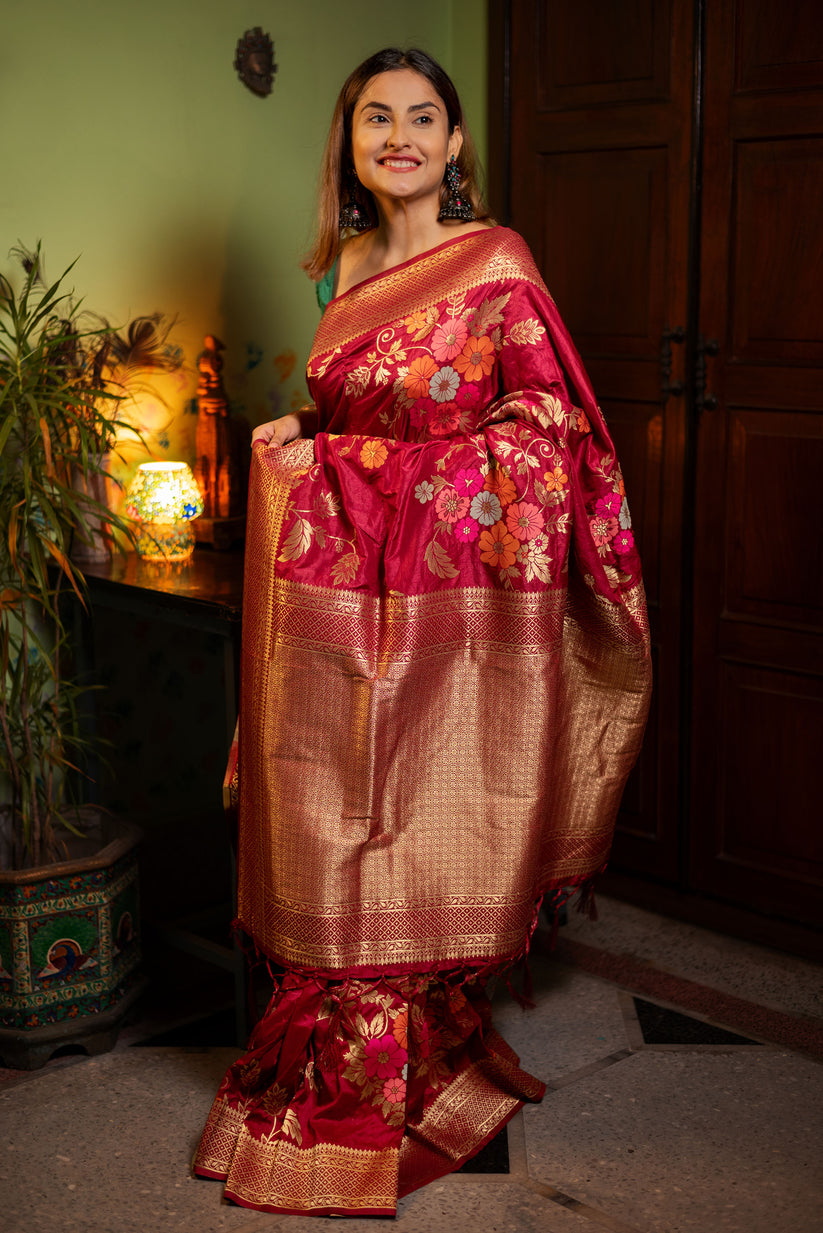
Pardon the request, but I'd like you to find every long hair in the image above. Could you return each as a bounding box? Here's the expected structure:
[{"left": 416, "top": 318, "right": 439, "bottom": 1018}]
[{"left": 302, "top": 48, "right": 489, "bottom": 282}]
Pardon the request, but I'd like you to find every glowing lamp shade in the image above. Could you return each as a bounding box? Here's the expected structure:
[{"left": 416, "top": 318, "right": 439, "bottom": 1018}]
[{"left": 125, "top": 462, "right": 204, "bottom": 561}]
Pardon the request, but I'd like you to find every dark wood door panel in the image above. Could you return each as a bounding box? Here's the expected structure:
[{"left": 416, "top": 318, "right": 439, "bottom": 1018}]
[
  {"left": 691, "top": 660, "right": 823, "bottom": 923},
  {"left": 691, "top": 0, "right": 823, "bottom": 928},
  {"left": 735, "top": 0, "right": 823, "bottom": 94},
  {"left": 536, "top": 146, "right": 668, "bottom": 355},
  {"left": 535, "top": 0, "right": 671, "bottom": 110},
  {"left": 730, "top": 138, "right": 823, "bottom": 366},
  {"left": 725, "top": 410, "right": 823, "bottom": 626}
]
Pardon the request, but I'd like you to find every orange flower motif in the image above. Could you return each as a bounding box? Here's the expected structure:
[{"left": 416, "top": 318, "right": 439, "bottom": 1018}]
[
  {"left": 576, "top": 408, "right": 591, "bottom": 434},
  {"left": 392, "top": 1010, "right": 408, "bottom": 1050},
  {"left": 506, "top": 502, "right": 544, "bottom": 542},
  {"left": 483, "top": 465, "right": 517, "bottom": 506},
  {"left": 453, "top": 335, "right": 496, "bottom": 382},
  {"left": 404, "top": 310, "right": 428, "bottom": 333},
  {"left": 360, "top": 439, "right": 388, "bottom": 469},
  {"left": 543, "top": 465, "right": 568, "bottom": 491},
  {"left": 404, "top": 355, "right": 439, "bottom": 399},
  {"left": 479, "top": 521, "right": 519, "bottom": 568}
]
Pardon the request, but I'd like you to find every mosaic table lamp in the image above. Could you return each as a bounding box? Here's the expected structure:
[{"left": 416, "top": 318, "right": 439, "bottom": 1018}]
[{"left": 125, "top": 462, "right": 204, "bottom": 561}]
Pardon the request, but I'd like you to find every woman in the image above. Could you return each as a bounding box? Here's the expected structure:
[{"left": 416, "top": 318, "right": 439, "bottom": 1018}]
[{"left": 194, "top": 48, "right": 651, "bottom": 1217}]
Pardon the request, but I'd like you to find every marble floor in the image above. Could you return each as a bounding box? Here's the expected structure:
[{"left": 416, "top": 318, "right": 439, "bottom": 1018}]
[{"left": 2, "top": 895, "right": 821, "bottom": 1233}]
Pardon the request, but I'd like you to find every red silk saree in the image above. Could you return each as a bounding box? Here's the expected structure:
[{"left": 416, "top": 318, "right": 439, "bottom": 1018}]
[{"left": 194, "top": 227, "right": 652, "bottom": 1215}]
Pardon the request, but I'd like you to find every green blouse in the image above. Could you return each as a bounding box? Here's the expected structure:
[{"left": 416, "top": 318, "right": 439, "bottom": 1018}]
[{"left": 315, "top": 262, "right": 337, "bottom": 314}]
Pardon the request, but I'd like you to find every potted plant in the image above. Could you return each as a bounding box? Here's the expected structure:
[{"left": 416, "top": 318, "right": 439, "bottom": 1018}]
[{"left": 0, "top": 244, "right": 182, "bottom": 1068}]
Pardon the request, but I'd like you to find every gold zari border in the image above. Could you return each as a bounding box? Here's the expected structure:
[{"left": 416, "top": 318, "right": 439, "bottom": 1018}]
[
  {"left": 196, "top": 1099, "right": 398, "bottom": 1212},
  {"left": 310, "top": 228, "right": 549, "bottom": 362}
]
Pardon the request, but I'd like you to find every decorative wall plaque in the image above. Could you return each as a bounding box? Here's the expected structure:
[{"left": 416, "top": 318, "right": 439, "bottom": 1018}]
[{"left": 234, "top": 28, "right": 276, "bottom": 97}]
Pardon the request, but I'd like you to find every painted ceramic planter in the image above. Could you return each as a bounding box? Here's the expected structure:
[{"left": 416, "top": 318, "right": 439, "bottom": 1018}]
[{"left": 0, "top": 812, "right": 144, "bottom": 1069}]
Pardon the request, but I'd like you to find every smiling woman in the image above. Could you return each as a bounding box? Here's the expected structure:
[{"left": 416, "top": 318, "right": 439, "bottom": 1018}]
[
  {"left": 192, "top": 47, "right": 651, "bottom": 1219},
  {"left": 300, "top": 47, "right": 492, "bottom": 292}
]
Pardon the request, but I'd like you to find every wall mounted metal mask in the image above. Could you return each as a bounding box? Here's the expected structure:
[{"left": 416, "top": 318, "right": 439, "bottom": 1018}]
[{"left": 234, "top": 28, "right": 276, "bottom": 97}]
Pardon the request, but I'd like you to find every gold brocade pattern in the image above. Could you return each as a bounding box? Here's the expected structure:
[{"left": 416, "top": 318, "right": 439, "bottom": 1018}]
[
  {"left": 309, "top": 229, "right": 549, "bottom": 366},
  {"left": 237, "top": 442, "right": 650, "bottom": 972},
  {"left": 401, "top": 1036, "right": 542, "bottom": 1167},
  {"left": 196, "top": 1100, "right": 399, "bottom": 1213}
]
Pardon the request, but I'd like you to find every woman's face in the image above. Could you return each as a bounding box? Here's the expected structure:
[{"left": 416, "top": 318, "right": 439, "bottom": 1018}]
[{"left": 350, "top": 68, "right": 462, "bottom": 212}]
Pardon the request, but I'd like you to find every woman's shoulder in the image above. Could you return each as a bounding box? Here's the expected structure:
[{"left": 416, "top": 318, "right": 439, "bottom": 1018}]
[{"left": 468, "top": 225, "right": 546, "bottom": 287}]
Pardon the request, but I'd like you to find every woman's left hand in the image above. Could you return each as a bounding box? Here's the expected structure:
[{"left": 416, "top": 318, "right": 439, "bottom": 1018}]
[
  {"left": 252, "top": 404, "right": 318, "bottom": 448},
  {"left": 252, "top": 414, "right": 303, "bottom": 448}
]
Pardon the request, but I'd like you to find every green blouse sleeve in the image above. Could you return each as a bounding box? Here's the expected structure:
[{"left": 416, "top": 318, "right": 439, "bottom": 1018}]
[{"left": 315, "top": 262, "right": 337, "bottom": 314}]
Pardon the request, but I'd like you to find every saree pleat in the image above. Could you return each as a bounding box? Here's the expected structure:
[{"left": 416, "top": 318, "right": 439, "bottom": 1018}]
[{"left": 194, "top": 227, "right": 651, "bottom": 1215}]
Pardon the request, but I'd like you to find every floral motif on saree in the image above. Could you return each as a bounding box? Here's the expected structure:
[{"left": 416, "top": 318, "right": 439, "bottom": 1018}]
[{"left": 194, "top": 227, "right": 652, "bottom": 1216}]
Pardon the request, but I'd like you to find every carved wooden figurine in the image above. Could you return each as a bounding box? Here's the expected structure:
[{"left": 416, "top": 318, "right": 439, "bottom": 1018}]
[{"left": 193, "top": 335, "right": 249, "bottom": 548}]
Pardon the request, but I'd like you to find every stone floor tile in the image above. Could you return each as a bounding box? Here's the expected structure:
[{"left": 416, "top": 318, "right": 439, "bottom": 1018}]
[
  {"left": 522, "top": 1048, "right": 823, "bottom": 1233},
  {"left": 560, "top": 897, "right": 822, "bottom": 1021},
  {"left": 0, "top": 1045, "right": 588, "bottom": 1233},
  {"left": 288, "top": 1178, "right": 590, "bottom": 1233},
  {"left": 0, "top": 1046, "right": 264, "bottom": 1233},
  {"left": 493, "top": 956, "right": 629, "bottom": 1082}
]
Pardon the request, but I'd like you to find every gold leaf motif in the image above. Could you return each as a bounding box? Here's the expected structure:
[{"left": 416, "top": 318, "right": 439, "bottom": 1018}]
[
  {"left": 281, "top": 1107, "right": 303, "bottom": 1146},
  {"left": 278, "top": 516, "right": 313, "bottom": 561},
  {"left": 508, "top": 318, "right": 546, "bottom": 345},
  {"left": 424, "top": 539, "right": 459, "bottom": 579},
  {"left": 539, "top": 393, "right": 567, "bottom": 427},
  {"left": 546, "top": 511, "right": 572, "bottom": 536},
  {"left": 345, "top": 365, "right": 371, "bottom": 398},
  {"left": 520, "top": 545, "right": 552, "bottom": 584},
  {"left": 468, "top": 292, "right": 511, "bottom": 337},
  {"left": 331, "top": 551, "right": 359, "bottom": 587}
]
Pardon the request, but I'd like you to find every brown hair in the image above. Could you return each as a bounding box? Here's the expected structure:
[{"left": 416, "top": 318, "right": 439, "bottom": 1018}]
[{"left": 302, "top": 48, "right": 489, "bottom": 282}]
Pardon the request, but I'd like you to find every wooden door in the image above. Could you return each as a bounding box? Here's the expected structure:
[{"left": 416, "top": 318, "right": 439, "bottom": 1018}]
[
  {"left": 504, "top": 0, "right": 696, "bottom": 881},
  {"left": 690, "top": 0, "right": 823, "bottom": 926}
]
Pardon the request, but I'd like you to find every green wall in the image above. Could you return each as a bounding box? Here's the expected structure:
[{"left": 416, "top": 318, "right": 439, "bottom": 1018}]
[{"left": 1, "top": 1, "right": 487, "bottom": 483}]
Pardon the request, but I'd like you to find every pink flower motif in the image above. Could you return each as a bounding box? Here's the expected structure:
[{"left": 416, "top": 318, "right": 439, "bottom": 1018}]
[
  {"left": 454, "top": 516, "right": 479, "bottom": 543},
  {"left": 455, "top": 382, "right": 479, "bottom": 411},
  {"left": 435, "top": 487, "right": 470, "bottom": 523},
  {"left": 409, "top": 395, "right": 435, "bottom": 427},
  {"left": 429, "top": 366, "right": 460, "bottom": 403},
  {"left": 363, "top": 1035, "right": 405, "bottom": 1080},
  {"left": 429, "top": 403, "right": 461, "bottom": 436},
  {"left": 431, "top": 317, "right": 468, "bottom": 362},
  {"left": 590, "top": 514, "right": 618, "bottom": 547},
  {"left": 613, "top": 528, "right": 635, "bottom": 555},
  {"left": 506, "top": 502, "right": 545, "bottom": 542},
  {"left": 383, "top": 1076, "right": 406, "bottom": 1105},
  {"left": 596, "top": 493, "right": 622, "bottom": 519},
  {"left": 454, "top": 467, "right": 484, "bottom": 499},
  {"left": 469, "top": 490, "right": 502, "bottom": 526}
]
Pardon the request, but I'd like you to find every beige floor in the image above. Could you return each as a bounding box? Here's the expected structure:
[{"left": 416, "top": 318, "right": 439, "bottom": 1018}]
[{"left": 1, "top": 897, "right": 821, "bottom": 1233}]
